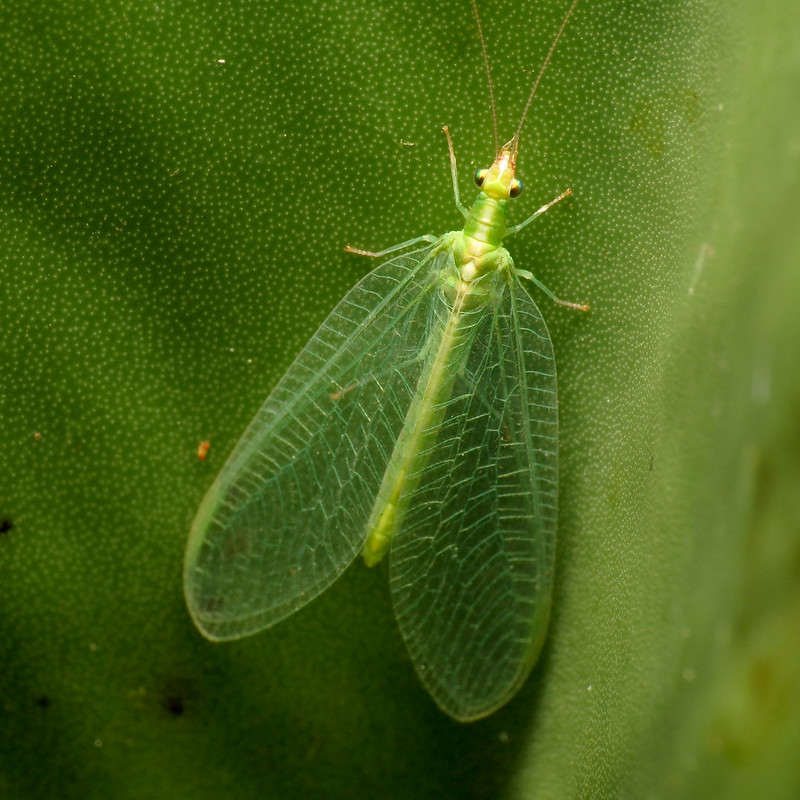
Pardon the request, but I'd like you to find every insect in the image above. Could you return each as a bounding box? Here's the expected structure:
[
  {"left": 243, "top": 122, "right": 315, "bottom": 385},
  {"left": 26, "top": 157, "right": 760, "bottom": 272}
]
[{"left": 184, "top": 0, "right": 587, "bottom": 722}]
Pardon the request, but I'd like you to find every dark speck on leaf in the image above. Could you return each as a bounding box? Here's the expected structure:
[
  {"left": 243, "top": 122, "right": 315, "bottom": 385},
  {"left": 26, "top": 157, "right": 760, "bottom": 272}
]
[{"left": 165, "top": 696, "right": 185, "bottom": 716}]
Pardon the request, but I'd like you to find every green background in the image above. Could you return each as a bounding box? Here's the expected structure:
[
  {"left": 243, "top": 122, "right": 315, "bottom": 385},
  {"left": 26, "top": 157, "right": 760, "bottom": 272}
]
[{"left": 2, "top": 0, "right": 799, "bottom": 797}]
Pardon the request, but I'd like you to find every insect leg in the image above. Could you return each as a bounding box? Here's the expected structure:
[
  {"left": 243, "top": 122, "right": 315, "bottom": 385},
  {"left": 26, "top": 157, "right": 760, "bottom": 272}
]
[
  {"left": 506, "top": 187, "right": 573, "bottom": 235},
  {"left": 517, "top": 269, "right": 589, "bottom": 311},
  {"left": 345, "top": 235, "right": 438, "bottom": 258},
  {"left": 442, "top": 126, "right": 469, "bottom": 218}
]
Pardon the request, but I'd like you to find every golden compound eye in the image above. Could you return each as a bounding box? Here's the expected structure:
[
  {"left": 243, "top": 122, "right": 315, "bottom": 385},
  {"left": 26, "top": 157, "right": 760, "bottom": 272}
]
[
  {"left": 509, "top": 178, "right": 523, "bottom": 198},
  {"left": 474, "top": 168, "right": 488, "bottom": 188}
]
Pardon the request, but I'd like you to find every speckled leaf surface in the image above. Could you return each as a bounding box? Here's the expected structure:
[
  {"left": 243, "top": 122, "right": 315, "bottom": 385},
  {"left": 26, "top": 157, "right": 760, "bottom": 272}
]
[{"left": 1, "top": 0, "right": 799, "bottom": 798}]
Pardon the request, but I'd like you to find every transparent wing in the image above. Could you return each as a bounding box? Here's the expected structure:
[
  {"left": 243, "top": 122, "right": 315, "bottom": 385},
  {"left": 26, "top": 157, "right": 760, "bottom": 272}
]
[
  {"left": 390, "top": 270, "right": 558, "bottom": 721},
  {"left": 185, "top": 243, "right": 448, "bottom": 640}
]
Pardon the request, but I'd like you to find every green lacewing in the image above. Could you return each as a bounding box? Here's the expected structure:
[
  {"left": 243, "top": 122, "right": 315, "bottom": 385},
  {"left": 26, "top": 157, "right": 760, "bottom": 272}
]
[{"left": 184, "top": 0, "right": 587, "bottom": 722}]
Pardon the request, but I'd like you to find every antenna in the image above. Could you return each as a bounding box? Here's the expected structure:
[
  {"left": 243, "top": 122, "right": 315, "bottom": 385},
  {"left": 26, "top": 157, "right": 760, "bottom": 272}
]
[
  {"left": 513, "top": 0, "right": 579, "bottom": 145},
  {"left": 471, "top": 0, "right": 499, "bottom": 155}
]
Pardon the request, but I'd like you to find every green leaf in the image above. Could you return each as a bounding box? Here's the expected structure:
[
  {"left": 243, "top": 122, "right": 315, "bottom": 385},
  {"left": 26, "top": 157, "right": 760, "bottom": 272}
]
[{"left": 1, "top": 0, "right": 799, "bottom": 798}]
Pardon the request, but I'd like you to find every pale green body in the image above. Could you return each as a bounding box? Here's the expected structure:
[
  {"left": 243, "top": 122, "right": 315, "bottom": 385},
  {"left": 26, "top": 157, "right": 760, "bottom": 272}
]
[{"left": 363, "top": 192, "right": 514, "bottom": 565}]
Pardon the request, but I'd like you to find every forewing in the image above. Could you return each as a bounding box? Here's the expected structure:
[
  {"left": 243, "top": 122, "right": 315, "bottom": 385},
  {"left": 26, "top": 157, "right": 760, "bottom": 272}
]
[
  {"left": 390, "top": 273, "right": 558, "bottom": 721},
  {"left": 185, "top": 244, "right": 446, "bottom": 640}
]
